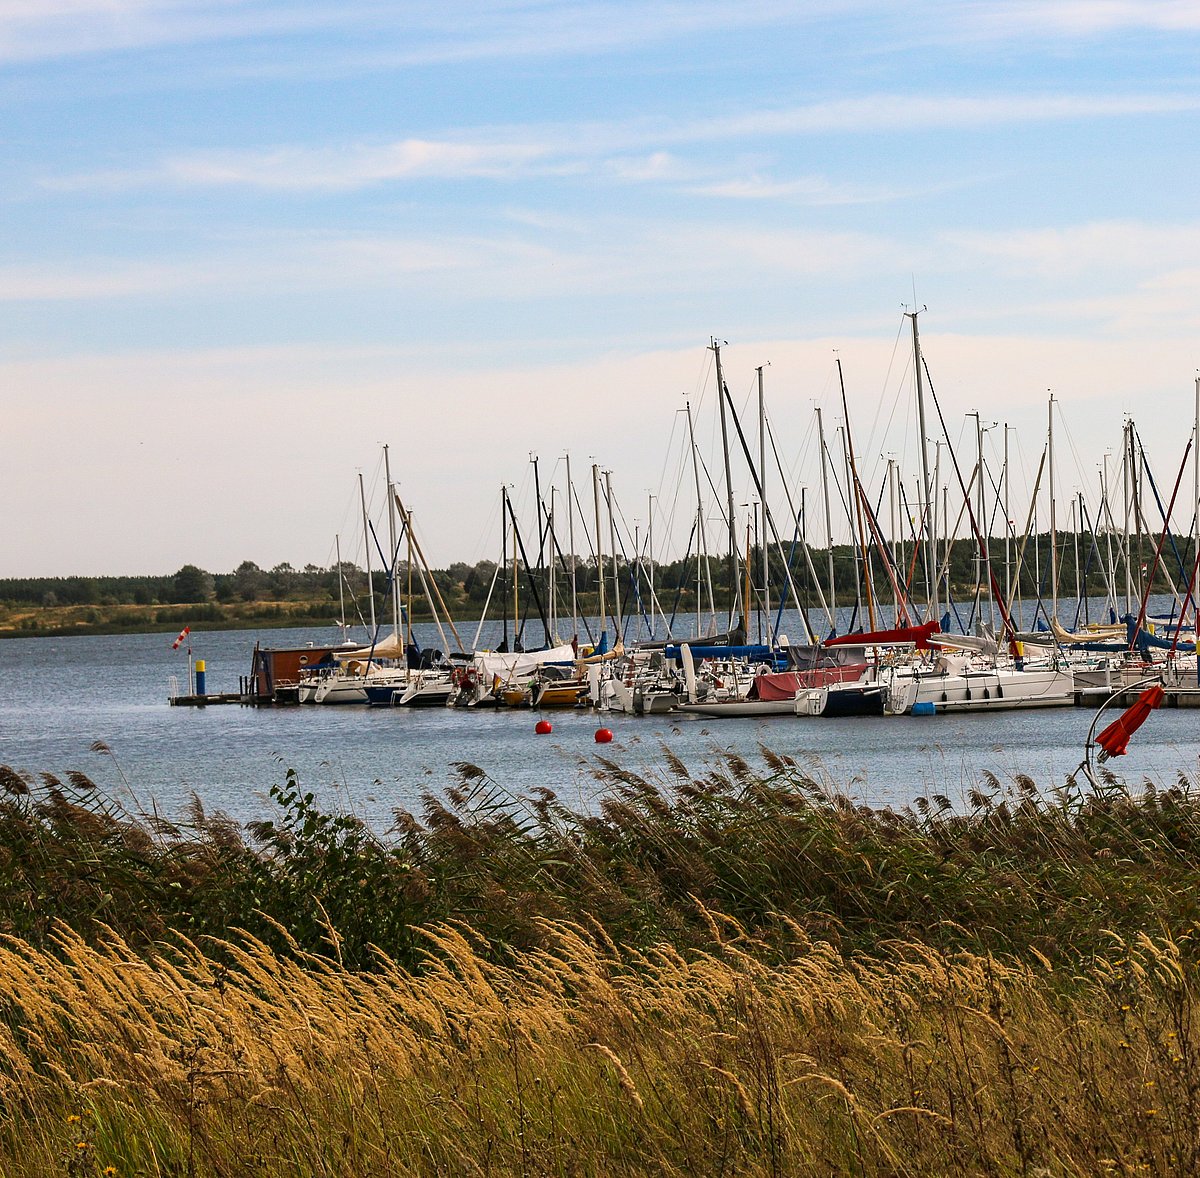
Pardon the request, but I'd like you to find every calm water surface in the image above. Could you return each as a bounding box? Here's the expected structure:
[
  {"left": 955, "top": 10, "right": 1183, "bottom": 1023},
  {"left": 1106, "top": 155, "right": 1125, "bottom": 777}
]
[{"left": 1, "top": 620, "right": 1197, "bottom": 828}]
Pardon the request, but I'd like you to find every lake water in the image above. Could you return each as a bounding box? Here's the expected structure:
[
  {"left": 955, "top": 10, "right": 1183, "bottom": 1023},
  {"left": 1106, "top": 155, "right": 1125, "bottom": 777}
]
[{"left": 1, "top": 615, "right": 1196, "bottom": 830}]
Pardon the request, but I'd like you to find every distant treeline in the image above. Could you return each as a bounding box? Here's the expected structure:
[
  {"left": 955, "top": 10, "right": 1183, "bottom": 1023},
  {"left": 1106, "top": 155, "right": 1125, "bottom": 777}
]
[{"left": 0, "top": 530, "right": 1192, "bottom": 618}]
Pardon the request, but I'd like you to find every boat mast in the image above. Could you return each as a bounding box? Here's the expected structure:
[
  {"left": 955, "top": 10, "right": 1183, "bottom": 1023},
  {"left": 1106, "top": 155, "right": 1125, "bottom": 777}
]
[
  {"left": 839, "top": 425, "right": 863, "bottom": 624},
  {"left": 711, "top": 339, "right": 743, "bottom": 635},
  {"left": 888, "top": 458, "right": 899, "bottom": 624},
  {"left": 1195, "top": 376, "right": 1200, "bottom": 630},
  {"left": 405, "top": 506, "right": 414, "bottom": 651},
  {"left": 384, "top": 444, "right": 401, "bottom": 640},
  {"left": 1004, "top": 425, "right": 1012, "bottom": 622},
  {"left": 685, "top": 400, "right": 716, "bottom": 634},
  {"left": 335, "top": 533, "right": 346, "bottom": 637},
  {"left": 1048, "top": 393, "right": 1058, "bottom": 623},
  {"left": 358, "top": 472, "right": 376, "bottom": 637},
  {"left": 757, "top": 363, "right": 770, "bottom": 642},
  {"left": 647, "top": 491, "right": 656, "bottom": 641},
  {"left": 566, "top": 453, "right": 578, "bottom": 642},
  {"left": 816, "top": 406, "right": 838, "bottom": 630},
  {"left": 548, "top": 485, "right": 556, "bottom": 644},
  {"left": 605, "top": 469, "right": 621, "bottom": 638},
  {"left": 837, "top": 356, "right": 875, "bottom": 631},
  {"left": 1101, "top": 451, "right": 1117, "bottom": 620},
  {"left": 592, "top": 463, "right": 607, "bottom": 641},
  {"left": 500, "top": 485, "right": 509, "bottom": 651},
  {"left": 907, "top": 309, "right": 937, "bottom": 622}
]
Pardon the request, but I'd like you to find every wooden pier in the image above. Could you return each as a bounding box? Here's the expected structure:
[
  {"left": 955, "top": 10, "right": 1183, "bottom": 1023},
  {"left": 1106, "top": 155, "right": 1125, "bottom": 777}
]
[
  {"left": 1075, "top": 687, "right": 1200, "bottom": 710},
  {"left": 169, "top": 692, "right": 247, "bottom": 707}
]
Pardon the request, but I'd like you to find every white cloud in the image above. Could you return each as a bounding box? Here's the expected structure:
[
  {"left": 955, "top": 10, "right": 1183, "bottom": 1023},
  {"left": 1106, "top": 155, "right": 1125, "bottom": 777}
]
[
  {"left": 45, "top": 90, "right": 1200, "bottom": 196},
  {"left": 691, "top": 173, "right": 928, "bottom": 206},
  {"left": 942, "top": 221, "right": 1200, "bottom": 278},
  {"left": 49, "top": 138, "right": 551, "bottom": 193},
  {"left": 692, "top": 94, "right": 1200, "bottom": 142},
  {"left": 0, "top": 0, "right": 841, "bottom": 66},
  {"left": 963, "top": 1, "right": 1200, "bottom": 38}
]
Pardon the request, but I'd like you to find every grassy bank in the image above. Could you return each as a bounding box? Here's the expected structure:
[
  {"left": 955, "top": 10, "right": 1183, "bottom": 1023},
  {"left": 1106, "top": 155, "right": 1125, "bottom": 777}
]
[
  {"left": 1, "top": 757, "right": 1199, "bottom": 1173},
  {"left": 0, "top": 599, "right": 336, "bottom": 639}
]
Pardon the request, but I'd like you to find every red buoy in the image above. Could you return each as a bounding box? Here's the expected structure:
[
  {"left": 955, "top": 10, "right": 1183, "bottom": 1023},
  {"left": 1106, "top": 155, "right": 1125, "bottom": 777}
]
[
  {"left": 594, "top": 727, "right": 614, "bottom": 744},
  {"left": 535, "top": 719, "right": 553, "bottom": 735}
]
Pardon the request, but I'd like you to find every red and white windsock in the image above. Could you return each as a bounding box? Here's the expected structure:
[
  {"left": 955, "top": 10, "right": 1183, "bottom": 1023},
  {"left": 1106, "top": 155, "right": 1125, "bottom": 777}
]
[{"left": 171, "top": 625, "right": 191, "bottom": 650}]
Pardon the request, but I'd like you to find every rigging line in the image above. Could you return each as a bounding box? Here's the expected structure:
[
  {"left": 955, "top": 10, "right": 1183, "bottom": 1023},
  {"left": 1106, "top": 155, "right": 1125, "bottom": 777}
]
[
  {"left": 1133, "top": 424, "right": 1192, "bottom": 590},
  {"left": 766, "top": 413, "right": 834, "bottom": 628},
  {"left": 719, "top": 380, "right": 816, "bottom": 642},
  {"left": 1128, "top": 436, "right": 1193, "bottom": 650},
  {"left": 921, "top": 356, "right": 1019, "bottom": 645},
  {"left": 860, "top": 320, "right": 909, "bottom": 488}
]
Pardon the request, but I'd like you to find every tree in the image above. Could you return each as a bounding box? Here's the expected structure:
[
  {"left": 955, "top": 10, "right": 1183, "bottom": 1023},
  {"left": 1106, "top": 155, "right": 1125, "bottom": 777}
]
[
  {"left": 171, "top": 564, "right": 214, "bottom": 603},
  {"left": 232, "top": 561, "right": 265, "bottom": 602}
]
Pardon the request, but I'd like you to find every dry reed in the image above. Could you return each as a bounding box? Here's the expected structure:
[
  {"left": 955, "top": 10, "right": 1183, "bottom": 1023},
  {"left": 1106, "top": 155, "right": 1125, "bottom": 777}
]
[{"left": 0, "top": 918, "right": 1196, "bottom": 1176}]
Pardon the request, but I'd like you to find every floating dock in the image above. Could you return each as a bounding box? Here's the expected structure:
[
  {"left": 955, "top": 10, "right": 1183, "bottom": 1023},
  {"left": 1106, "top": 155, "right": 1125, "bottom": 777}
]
[{"left": 169, "top": 692, "right": 247, "bottom": 707}]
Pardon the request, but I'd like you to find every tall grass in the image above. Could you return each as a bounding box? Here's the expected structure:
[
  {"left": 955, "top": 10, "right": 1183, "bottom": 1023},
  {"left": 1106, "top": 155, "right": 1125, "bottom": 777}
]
[
  {"left": 2, "top": 755, "right": 1199, "bottom": 968},
  {"left": 0, "top": 920, "right": 1197, "bottom": 1175},
  {"left": 3, "top": 754, "right": 1200, "bottom": 1172}
]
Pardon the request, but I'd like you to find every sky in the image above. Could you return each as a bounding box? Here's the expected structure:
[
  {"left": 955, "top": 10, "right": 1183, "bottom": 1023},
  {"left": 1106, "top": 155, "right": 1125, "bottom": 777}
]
[{"left": 3, "top": 0, "right": 1200, "bottom": 577}]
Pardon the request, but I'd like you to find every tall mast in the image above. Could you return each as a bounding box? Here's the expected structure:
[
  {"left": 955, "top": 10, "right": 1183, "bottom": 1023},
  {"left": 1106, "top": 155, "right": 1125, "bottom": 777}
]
[
  {"left": 837, "top": 356, "right": 875, "bottom": 630},
  {"left": 711, "top": 339, "right": 742, "bottom": 634},
  {"left": 1048, "top": 393, "right": 1058, "bottom": 622},
  {"left": 335, "top": 533, "right": 346, "bottom": 637},
  {"left": 500, "top": 485, "right": 509, "bottom": 651},
  {"left": 383, "top": 444, "right": 400, "bottom": 638},
  {"left": 647, "top": 492, "right": 656, "bottom": 641},
  {"left": 839, "top": 425, "right": 863, "bottom": 622},
  {"left": 908, "top": 309, "right": 937, "bottom": 621},
  {"left": 816, "top": 406, "right": 837, "bottom": 627},
  {"left": 405, "top": 506, "right": 414, "bottom": 650},
  {"left": 1004, "top": 425, "right": 1012, "bottom": 620},
  {"left": 548, "top": 485, "right": 556, "bottom": 643},
  {"left": 358, "top": 472, "right": 376, "bottom": 636},
  {"left": 605, "top": 469, "right": 621, "bottom": 637},
  {"left": 685, "top": 400, "right": 716, "bottom": 633},
  {"left": 1072, "top": 494, "right": 1082, "bottom": 620},
  {"left": 531, "top": 454, "right": 545, "bottom": 644},
  {"left": 757, "top": 364, "right": 770, "bottom": 641},
  {"left": 1195, "top": 376, "right": 1200, "bottom": 628},
  {"left": 968, "top": 412, "right": 993, "bottom": 632},
  {"left": 1101, "top": 452, "right": 1116, "bottom": 619},
  {"left": 888, "top": 458, "right": 899, "bottom": 624},
  {"left": 566, "top": 453, "right": 578, "bottom": 641},
  {"left": 592, "top": 462, "right": 606, "bottom": 639}
]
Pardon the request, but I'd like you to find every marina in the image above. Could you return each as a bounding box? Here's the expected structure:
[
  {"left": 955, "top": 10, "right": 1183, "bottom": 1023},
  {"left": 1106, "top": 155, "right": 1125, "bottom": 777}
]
[{"left": 4, "top": 619, "right": 1198, "bottom": 833}]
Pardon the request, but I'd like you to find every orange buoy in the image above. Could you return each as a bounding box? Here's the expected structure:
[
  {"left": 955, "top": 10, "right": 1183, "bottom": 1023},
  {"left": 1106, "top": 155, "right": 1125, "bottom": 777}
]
[
  {"left": 594, "top": 727, "right": 614, "bottom": 744},
  {"left": 535, "top": 719, "right": 553, "bottom": 735}
]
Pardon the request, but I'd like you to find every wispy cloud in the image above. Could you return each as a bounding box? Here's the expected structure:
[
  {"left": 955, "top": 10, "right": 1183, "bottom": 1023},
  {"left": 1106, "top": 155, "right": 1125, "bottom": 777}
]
[
  {"left": 691, "top": 173, "right": 936, "bottom": 206},
  {"left": 45, "top": 90, "right": 1200, "bottom": 196},
  {"left": 691, "top": 93, "right": 1200, "bottom": 141},
  {"left": 0, "top": 0, "right": 839, "bottom": 66},
  {"left": 130, "top": 139, "right": 545, "bottom": 191},
  {"left": 962, "top": 1, "right": 1200, "bottom": 39},
  {"left": 942, "top": 221, "right": 1200, "bottom": 278}
]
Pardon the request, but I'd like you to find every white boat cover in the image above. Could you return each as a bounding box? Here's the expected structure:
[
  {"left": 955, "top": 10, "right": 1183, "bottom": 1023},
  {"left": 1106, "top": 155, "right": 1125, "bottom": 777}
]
[{"left": 474, "top": 643, "right": 577, "bottom": 682}]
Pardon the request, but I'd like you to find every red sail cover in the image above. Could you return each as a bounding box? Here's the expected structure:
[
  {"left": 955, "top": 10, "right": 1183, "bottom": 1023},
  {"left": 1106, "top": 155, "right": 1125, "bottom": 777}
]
[
  {"left": 752, "top": 664, "right": 868, "bottom": 701},
  {"left": 1096, "top": 684, "right": 1165, "bottom": 761},
  {"left": 824, "top": 621, "right": 941, "bottom": 650}
]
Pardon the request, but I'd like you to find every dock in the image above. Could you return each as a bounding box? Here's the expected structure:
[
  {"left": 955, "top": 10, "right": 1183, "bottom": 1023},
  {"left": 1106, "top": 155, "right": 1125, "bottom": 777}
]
[{"left": 169, "top": 692, "right": 247, "bottom": 707}]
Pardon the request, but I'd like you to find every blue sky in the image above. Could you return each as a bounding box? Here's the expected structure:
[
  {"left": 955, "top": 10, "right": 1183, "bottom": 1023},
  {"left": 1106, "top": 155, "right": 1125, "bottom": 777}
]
[{"left": 4, "top": 1, "right": 1200, "bottom": 577}]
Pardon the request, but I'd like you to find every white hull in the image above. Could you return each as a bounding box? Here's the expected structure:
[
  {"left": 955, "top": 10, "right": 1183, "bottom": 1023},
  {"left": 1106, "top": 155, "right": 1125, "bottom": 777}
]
[{"left": 888, "top": 666, "right": 1075, "bottom": 715}]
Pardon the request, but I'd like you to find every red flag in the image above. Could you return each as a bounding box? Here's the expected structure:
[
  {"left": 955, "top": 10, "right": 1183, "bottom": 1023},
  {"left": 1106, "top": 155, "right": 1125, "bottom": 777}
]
[
  {"left": 171, "top": 625, "right": 191, "bottom": 650},
  {"left": 1096, "top": 684, "right": 1165, "bottom": 762}
]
